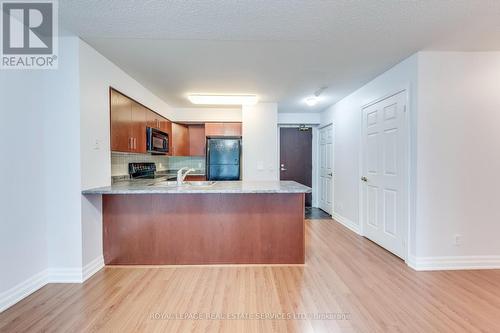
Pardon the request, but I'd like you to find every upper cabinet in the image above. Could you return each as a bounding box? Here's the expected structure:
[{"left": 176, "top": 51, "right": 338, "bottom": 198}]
[
  {"left": 171, "top": 123, "right": 190, "bottom": 156},
  {"left": 188, "top": 125, "right": 206, "bottom": 156},
  {"left": 111, "top": 89, "right": 147, "bottom": 153},
  {"left": 110, "top": 88, "right": 169, "bottom": 154},
  {"left": 205, "top": 122, "right": 242, "bottom": 137},
  {"left": 131, "top": 102, "right": 147, "bottom": 153},
  {"left": 111, "top": 89, "right": 241, "bottom": 156},
  {"left": 110, "top": 89, "right": 132, "bottom": 152},
  {"left": 146, "top": 110, "right": 163, "bottom": 130}
]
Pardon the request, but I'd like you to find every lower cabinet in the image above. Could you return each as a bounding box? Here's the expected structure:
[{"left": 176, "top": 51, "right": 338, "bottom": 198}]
[{"left": 184, "top": 175, "right": 206, "bottom": 181}]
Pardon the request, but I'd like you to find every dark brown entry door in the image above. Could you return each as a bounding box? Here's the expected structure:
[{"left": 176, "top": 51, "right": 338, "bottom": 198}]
[{"left": 280, "top": 127, "right": 312, "bottom": 206}]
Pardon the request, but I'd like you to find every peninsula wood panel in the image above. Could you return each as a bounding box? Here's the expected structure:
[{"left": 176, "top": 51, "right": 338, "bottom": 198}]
[{"left": 103, "top": 193, "right": 305, "bottom": 265}]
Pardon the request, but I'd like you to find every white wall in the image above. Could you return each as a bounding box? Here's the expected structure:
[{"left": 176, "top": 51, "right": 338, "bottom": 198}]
[
  {"left": 173, "top": 107, "right": 241, "bottom": 122},
  {"left": 0, "top": 62, "right": 48, "bottom": 301},
  {"left": 278, "top": 112, "right": 321, "bottom": 125},
  {"left": 320, "top": 54, "right": 418, "bottom": 255},
  {"left": 242, "top": 103, "right": 279, "bottom": 181},
  {"left": 44, "top": 37, "right": 83, "bottom": 274},
  {"left": 79, "top": 40, "right": 175, "bottom": 267},
  {"left": 0, "top": 35, "right": 83, "bottom": 310},
  {"left": 415, "top": 52, "right": 500, "bottom": 259}
]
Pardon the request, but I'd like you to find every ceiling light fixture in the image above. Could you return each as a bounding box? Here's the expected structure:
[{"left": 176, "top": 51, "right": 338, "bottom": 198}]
[
  {"left": 305, "top": 97, "right": 319, "bottom": 106},
  {"left": 187, "top": 94, "right": 258, "bottom": 106},
  {"left": 305, "top": 86, "right": 328, "bottom": 107}
]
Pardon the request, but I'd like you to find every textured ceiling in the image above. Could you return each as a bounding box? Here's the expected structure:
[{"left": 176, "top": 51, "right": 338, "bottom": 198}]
[{"left": 60, "top": 0, "right": 500, "bottom": 112}]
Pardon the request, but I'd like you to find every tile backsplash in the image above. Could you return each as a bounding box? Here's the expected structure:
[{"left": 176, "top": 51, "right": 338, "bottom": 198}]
[
  {"left": 111, "top": 152, "right": 169, "bottom": 176},
  {"left": 111, "top": 152, "right": 205, "bottom": 177},
  {"left": 168, "top": 156, "right": 205, "bottom": 171}
]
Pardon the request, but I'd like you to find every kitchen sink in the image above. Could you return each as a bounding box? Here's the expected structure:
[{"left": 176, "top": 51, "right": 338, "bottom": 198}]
[
  {"left": 148, "top": 180, "right": 216, "bottom": 187},
  {"left": 148, "top": 181, "right": 178, "bottom": 187},
  {"left": 184, "top": 181, "right": 216, "bottom": 187}
]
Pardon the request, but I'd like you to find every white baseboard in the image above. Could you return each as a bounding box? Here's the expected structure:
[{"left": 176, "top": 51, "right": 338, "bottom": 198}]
[
  {"left": 48, "top": 267, "right": 84, "bottom": 283},
  {"left": 0, "top": 255, "right": 104, "bottom": 313},
  {"left": 0, "top": 270, "right": 48, "bottom": 313},
  {"left": 408, "top": 255, "right": 500, "bottom": 271},
  {"left": 331, "top": 211, "right": 361, "bottom": 235},
  {"left": 83, "top": 256, "right": 105, "bottom": 282}
]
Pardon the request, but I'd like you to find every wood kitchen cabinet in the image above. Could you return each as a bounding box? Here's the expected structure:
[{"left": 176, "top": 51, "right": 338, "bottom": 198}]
[
  {"left": 171, "top": 123, "right": 189, "bottom": 156},
  {"left": 188, "top": 124, "right": 206, "bottom": 156},
  {"left": 111, "top": 88, "right": 173, "bottom": 154},
  {"left": 205, "top": 122, "right": 242, "bottom": 137},
  {"left": 131, "top": 102, "right": 147, "bottom": 153},
  {"left": 160, "top": 119, "right": 173, "bottom": 155},
  {"left": 111, "top": 89, "right": 146, "bottom": 153},
  {"left": 184, "top": 175, "right": 206, "bottom": 181},
  {"left": 146, "top": 110, "right": 163, "bottom": 129},
  {"left": 110, "top": 89, "right": 132, "bottom": 152}
]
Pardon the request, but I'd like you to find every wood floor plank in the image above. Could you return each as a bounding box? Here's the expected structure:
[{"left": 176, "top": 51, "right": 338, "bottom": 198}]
[{"left": 1, "top": 219, "right": 500, "bottom": 332}]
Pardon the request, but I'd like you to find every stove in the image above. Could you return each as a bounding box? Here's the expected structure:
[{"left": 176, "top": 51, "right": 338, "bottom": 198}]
[{"left": 128, "top": 162, "right": 157, "bottom": 179}]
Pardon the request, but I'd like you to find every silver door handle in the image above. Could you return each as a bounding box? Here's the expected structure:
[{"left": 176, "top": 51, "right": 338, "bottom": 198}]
[
  {"left": 281, "top": 168, "right": 287, "bottom": 171},
  {"left": 361, "top": 176, "right": 368, "bottom": 182}
]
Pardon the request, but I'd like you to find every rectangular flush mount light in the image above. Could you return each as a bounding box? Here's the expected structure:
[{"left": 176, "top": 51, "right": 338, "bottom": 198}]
[{"left": 187, "top": 94, "right": 258, "bottom": 106}]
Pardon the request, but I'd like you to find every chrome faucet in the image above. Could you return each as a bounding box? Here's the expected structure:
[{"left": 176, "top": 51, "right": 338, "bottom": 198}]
[{"left": 177, "top": 167, "right": 195, "bottom": 185}]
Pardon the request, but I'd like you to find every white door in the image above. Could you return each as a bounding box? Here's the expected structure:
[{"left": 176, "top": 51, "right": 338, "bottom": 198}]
[
  {"left": 361, "top": 91, "right": 407, "bottom": 258},
  {"left": 319, "top": 125, "right": 333, "bottom": 214}
]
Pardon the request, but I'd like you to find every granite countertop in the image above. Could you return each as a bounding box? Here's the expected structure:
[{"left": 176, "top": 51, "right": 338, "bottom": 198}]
[
  {"left": 111, "top": 169, "right": 206, "bottom": 183},
  {"left": 82, "top": 180, "right": 312, "bottom": 195}
]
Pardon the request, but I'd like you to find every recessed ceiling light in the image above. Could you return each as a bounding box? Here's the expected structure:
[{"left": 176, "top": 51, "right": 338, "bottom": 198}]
[
  {"left": 305, "top": 97, "right": 319, "bottom": 107},
  {"left": 188, "top": 94, "right": 258, "bottom": 106}
]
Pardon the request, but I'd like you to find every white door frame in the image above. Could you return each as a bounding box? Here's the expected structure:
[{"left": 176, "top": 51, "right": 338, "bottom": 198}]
[
  {"left": 318, "top": 122, "right": 334, "bottom": 214},
  {"left": 358, "top": 88, "right": 412, "bottom": 262},
  {"left": 277, "top": 124, "right": 318, "bottom": 207}
]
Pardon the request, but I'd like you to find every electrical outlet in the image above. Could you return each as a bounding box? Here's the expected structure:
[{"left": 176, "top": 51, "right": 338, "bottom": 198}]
[
  {"left": 93, "top": 139, "right": 101, "bottom": 150},
  {"left": 454, "top": 234, "right": 462, "bottom": 247}
]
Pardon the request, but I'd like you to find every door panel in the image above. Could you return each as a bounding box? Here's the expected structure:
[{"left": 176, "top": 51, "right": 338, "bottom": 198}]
[
  {"left": 279, "top": 128, "right": 312, "bottom": 206},
  {"left": 362, "top": 91, "right": 407, "bottom": 258},
  {"left": 131, "top": 102, "right": 147, "bottom": 153},
  {"left": 188, "top": 124, "right": 206, "bottom": 156},
  {"left": 110, "top": 90, "right": 132, "bottom": 152},
  {"left": 319, "top": 125, "right": 333, "bottom": 214},
  {"left": 171, "top": 123, "right": 189, "bottom": 156}
]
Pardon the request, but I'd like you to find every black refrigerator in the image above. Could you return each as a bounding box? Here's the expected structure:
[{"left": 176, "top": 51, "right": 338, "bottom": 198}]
[{"left": 206, "top": 137, "right": 241, "bottom": 181}]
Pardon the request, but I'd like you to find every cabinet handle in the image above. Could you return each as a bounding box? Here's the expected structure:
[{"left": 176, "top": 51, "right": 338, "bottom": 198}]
[
  {"left": 133, "top": 138, "right": 137, "bottom": 150},
  {"left": 128, "top": 137, "right": 132, "bottom": 149}
]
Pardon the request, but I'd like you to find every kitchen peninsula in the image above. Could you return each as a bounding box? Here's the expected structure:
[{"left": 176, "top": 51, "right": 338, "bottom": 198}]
[{"left": 83, "top": 180, "right": 311, "bottom": 265}]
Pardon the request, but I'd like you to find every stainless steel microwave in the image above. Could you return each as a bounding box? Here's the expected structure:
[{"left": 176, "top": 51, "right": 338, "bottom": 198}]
[{"left": 146, "top": 127, "right": 169, "bottom": 154}]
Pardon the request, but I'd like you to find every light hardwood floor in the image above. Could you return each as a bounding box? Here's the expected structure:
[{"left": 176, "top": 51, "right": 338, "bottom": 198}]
[{"left": 2, "top": 219, "right": 500, "bottom": 332}]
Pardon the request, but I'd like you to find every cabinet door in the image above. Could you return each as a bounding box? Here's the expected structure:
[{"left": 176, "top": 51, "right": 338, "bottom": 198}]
[
  {"left": 204, "top": 123, "right": 225, "bottom": 136},
  {"left": 171, "top": 123, "right": 189, "bottom": 156},
  {"left": 184, "top": 175, "right": 206, "bottom": 181},
  {"left": 146, "top": 110, "right": 162, "bottom": 129},
  {"left": 110, "top": 90, "right": 132, "bottom": 152},
  {"left": 223, "top": 123, "right": 242, "bottom": 136},
  {"left": 205, "top": 122, "right": 241, "bottom": 137},
  {"left": 131, "top": 102, "right": 147, "bottom": 153},
  {"left": 188, "top": 125, "right": 206, "bottom": 156}
]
